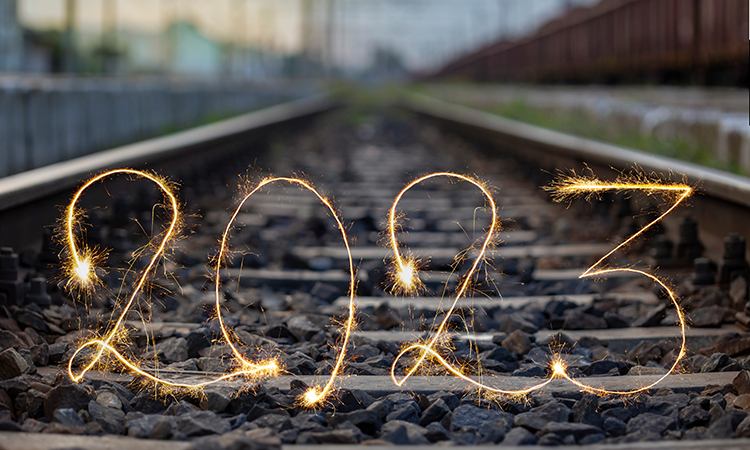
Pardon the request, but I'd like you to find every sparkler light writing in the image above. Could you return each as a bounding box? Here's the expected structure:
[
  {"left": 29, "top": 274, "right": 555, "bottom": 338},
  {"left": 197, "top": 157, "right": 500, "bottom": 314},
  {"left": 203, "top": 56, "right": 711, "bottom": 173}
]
[
  {"left": 387, "top": 171, "right": 693, "bottom": 398},
  {"left": 224, "top": 177, "right": 357, "bottom": 408},
  {"left": 387, "top": 172, "right": 557, "bottom": 396},
  {"left": 64, "top": 170, "right": 355, "bottom": 405},
  {"left": 545, "top": 172, "right": 693, "bottom": 395},
  {"left": 62, "top": 167, "right": 693, "bottom": 405},
  {"left": 65, "top": 170, "right": 275, "bottom": 390}
]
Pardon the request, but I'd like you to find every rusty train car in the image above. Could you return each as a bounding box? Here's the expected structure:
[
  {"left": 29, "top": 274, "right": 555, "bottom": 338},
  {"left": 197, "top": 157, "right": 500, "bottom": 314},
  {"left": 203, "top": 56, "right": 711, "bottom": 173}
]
[{"left": 432, "top": 0, "right": 748, "bottom": 85}]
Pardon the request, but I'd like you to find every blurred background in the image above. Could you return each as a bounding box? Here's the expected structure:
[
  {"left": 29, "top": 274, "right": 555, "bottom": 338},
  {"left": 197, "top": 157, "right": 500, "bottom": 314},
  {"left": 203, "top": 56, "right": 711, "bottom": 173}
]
[
  {"left": 4, "top": 0, "right": 607, "bottom": 79},
  {"left": 0, "top": 0, "right": 747, "bottom": 175}
]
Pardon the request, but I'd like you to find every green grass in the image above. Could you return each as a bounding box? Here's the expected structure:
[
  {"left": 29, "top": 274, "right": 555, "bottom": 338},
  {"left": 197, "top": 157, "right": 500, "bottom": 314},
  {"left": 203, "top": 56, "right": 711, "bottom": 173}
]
[
  {"left": 409, "top": 87, "right": 743, "bottom": 175},
  {"left": 491, "top": 99, "right": 733, "bottom": 170}
]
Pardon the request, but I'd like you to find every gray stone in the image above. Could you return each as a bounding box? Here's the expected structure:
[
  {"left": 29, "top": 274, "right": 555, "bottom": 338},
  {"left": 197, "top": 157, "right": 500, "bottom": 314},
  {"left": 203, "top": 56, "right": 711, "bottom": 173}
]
[
  {"left": 291, "top": 412, "right": 327, "bottom": 432},
  {"left": 680, "top": 404, "right": 710, "bottom": 428},
  {"left": 573, "top": 396, "right": 604, "bottom": 428},
  {"left": 602, "top": 406, "right": 631, "bottom": 423},
  {"left": 177, "top": 411, "right": 231, "bottom": 436},
  {"left": 702, "top": 353, "right": 730, "bottom": 372},
  {"left": 200, "top": 387, "right": 232, "bottom": 413},
  {"left": 30, "top": 344, "right": 48, "bottom": 366},
  {"left": 53, "top": 407, "right": 84, "bottom": 427},
  {"left": 0, "top": 377, "right": 29, "bottom": 398},
  {"left": 15, "top": 312, "right": 48, "bottom": 333},
  {"left": 726, "top": 408, "right": 749, "bottom": 428},
  {"left": 500, "top": 313, "right": 539, "bottom": 334},
  {"left": 311, "top": 428, "right": 360, "bottom": 444},
  {"left": 626, "top": 413, "right": 676, "bottom": 436},
  {"left": 736, "top": 415, "right": 750, "bottom": 438},
  {"left": 0, "top": 348, "right": 30, "bottom": 379},
  {"left": 734, "top": 370, "right": 750, "bottom": 395},
  {"left": 21, "top": 418, "right": 48, "bottom": 433},
  {"left": 647, "top": 393, "right": 689, "bottom": 417},
  {"left": 514, "top": 401, "right": 571, "bottom": 432},
  {"left": 452, "top": 427, "right": 480, "bottom": 445},
  {"left": 127, "top": 414, "right": 160, "bottom": 438},
  {"left": 427, "top": 391, "right": 459, "bottom": 410},
  {"left": 0, "top": 419, "right": 23, "bottom": 432},
  {"left": 43, "top": 383, "right": 93, "bottom": 418},
  {"left": 16, "top": 389, "right": 45, "bottom": 418},
  {"left": 193, "top": 428, "right": 281, "bottom": 450},
  {"left": 247, "top": 414, "right": 291, "bottom": 433},
  {"left": 502, "top": 330, "right": 532, "bottom": 355},
  {"left": 286, "top": 315, "right": 322, "bottom": 341},
  {"left": 541, "top": 422, "right": 605, "bottom": 444},
  {"left": 165, "top": 400, "right": 202, "bottom": 416},
  {"left": 130, "top": 391, "right": 170, "bottom": 414},
  {"left": 480, "top": 345, "right": 514, "bottom": 361},
  {"left": 366, "top": 398, "right": 393, "bottom": 420},
  {"left": 420, "top": 398, "right": 450, "bottom": 426},
  {"left": 581, "top": 360, "right": 629, "bottom": 376},
  {"left": 279, "top": 428, "right": 300, "bottom": 444},
  {"left": 690, "top": 306, "right": 728, "bottom": 327},
  {"left": 602, "top": 417, "right": 627, "bottom": 436},
  {"left": 186, "top": 328, "right": 212, "bottom": 359},
  {"left": 0, "top": 330, "right": 27, "bottom": 349},
  {"left": 96, "top": 391, "right": 122, "bottom": 410},
  {"left": 225, "top": 387, "right": 264, "bottom": 416},
  {"left": 632, "top": 304, "right": 667, "bottom": 327},
  {"left": 501, "top": 427, "right": 536, "bottom": 445},
  {"left": 386, "top": 403, "right": 419, "bottom": 424},
  {"left": 709, "top": 403, "right": 726, "bottom": 424},
  {"left": 562, "top": 308, "right": 607, "bottom": 330},
  {"left": 155, "top": 337, "right": 188, "bottom": 363},
  {"left": 379, "top": 420, "right": 430, "bottom": 445},
  {"left": 150, "top": 416, "right": 177, "bottom": 440},
  {"left": 424, "top": 422, "right": 450, "bottom": 442},
  {"left": 705, "top": 416, "right": 735, "bottom": 439},
  {"left": 327, "top": 409, "right": 381, "bottom": 436},
  {"left": 89, "top": 399, "right": 126, "bottom": 434},
  {"left": 352, "top": 344, "right": 380, "bottom": 361},
  {"left": 336, "top": 389, "right": 374, "bottom": 412},
  {"left": 245, "top": 427, "right": 283, "bottom": 449},
  {"left": 451, "top": 404, "right": 513, "bottom": 434},
  {"left": 285, "top": 352, "right": 317, "bottom": 375},
  {"left": 246, "top": 405, "right": 289, "bottom": 422},
  {"left": 48, "top": 342, "right": 68, "bottom": 364}
]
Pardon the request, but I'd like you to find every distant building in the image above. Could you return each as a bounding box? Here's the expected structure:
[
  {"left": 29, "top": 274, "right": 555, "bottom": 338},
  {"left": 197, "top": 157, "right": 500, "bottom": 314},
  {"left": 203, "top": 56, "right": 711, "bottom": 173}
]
[
  {"left": 119, "top": 30, "right": 163, "bottom": 74},
  {"left": 164, "top": 22, "right": 224, "bottom": 76},
  {"left": 0, "top": 0, "right": 23, "bottom": 71}
]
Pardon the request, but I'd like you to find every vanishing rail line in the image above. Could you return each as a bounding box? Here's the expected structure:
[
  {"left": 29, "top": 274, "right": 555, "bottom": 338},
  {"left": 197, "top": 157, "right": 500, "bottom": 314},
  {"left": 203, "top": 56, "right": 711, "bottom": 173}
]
[{"left": 2, "top": 93, "right": 750, "bottom": 449}]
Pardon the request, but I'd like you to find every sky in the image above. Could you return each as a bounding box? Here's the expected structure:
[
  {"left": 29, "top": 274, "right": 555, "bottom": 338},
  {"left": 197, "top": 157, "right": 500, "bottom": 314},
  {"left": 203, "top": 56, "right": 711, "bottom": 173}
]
[{"left": 17, "top": 0, "right": 600, "bottom": 72}]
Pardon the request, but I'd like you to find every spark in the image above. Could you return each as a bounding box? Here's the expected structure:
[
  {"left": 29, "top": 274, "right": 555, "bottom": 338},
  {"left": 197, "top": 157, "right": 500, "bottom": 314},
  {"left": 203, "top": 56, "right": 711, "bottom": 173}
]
[
  {"left": 387, "top": 170, "right": 693, "bottom": 399},
  {"left": 542, "top": 172, "right": 693, "bottom": 395},
  {"left": 64, "top": 169, "right": 280, "bottom": 391},
  {"left": 217, "top": 176, "right": 357, "bottom": 407},
  {"left": 387, "top": 173, "right": 551, "bottom": 395},
  {"left": 73, "top": 258, "right": 92, "bottom": 284}
]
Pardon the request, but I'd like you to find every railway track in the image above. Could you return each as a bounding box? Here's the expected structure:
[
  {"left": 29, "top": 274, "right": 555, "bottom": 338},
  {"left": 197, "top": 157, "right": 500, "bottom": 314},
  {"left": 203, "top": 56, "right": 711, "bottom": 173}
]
[{"left": 1, "top": 92, "right": 750, "bottom": 450}]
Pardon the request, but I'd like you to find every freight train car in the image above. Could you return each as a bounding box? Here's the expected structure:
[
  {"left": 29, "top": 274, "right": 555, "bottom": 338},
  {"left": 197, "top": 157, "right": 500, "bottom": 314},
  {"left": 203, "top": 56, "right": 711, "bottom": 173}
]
[{"left": 433, "top": 0, "right": 748, "bottom": 85}]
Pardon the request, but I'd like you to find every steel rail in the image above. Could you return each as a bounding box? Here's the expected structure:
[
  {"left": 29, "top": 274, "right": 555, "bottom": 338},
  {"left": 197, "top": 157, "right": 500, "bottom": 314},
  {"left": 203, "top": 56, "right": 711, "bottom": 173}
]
[
  {"left": 401, "top": 92, "right": 750, "bottom": 209},
  {"left": 0, "top": 93, "right": 333, "bottom": 212}
]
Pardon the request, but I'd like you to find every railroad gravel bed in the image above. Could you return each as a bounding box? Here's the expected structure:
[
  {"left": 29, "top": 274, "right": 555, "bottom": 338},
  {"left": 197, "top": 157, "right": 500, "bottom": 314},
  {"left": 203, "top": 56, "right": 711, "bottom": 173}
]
[{"left": 1, "top": 109, "right": 750, "bottom": 447}]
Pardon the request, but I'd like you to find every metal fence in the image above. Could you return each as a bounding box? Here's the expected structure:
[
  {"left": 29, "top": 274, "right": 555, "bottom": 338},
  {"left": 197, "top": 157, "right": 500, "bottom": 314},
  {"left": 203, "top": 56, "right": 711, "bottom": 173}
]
[{"left": 0, "top": 76, "right": 310, "bottom": 177}]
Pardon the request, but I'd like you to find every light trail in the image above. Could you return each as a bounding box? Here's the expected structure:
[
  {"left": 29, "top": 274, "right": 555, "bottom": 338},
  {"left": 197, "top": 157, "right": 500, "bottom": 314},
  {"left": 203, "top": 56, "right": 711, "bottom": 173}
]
[
  {"left": 387, "top": 172, "right": 552, "bottom": 396},
  {"left": 546, "top": 173, "right": 693, "bottom": 395},
  {"left": 64, "top": 169, "right": 279, "bottom": 391},
  {"left": 219, "top": 177, "right": 357, "bottom": 408},
  {"left": 387, "top": 171, "right": 693, "bottom": 399}
]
